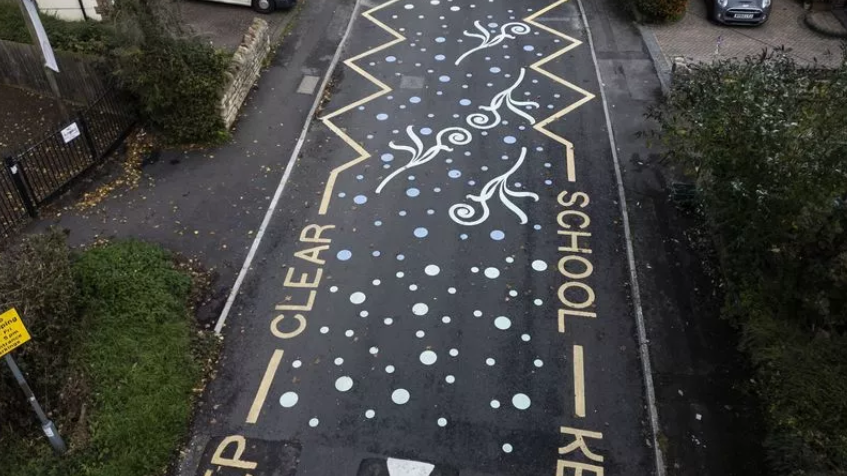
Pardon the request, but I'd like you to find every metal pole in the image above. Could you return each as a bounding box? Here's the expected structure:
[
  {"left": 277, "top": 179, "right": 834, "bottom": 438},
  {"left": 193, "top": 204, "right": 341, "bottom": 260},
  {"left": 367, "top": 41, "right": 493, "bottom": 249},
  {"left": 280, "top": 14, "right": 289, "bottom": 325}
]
[
  {"left": 3, "top": 354, "right": 67, "bottom": 454},
  {"left": 16, "top": 0, "right": 70, "bottom": 121}
]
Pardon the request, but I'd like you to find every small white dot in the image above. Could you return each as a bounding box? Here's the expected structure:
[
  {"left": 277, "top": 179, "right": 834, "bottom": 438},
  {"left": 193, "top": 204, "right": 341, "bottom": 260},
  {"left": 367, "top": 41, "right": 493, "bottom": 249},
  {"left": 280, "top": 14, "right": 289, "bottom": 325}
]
[
  {"left": 292, "top": 360, "right": 302, "bottom": 368},
  {"left": 445, "top": 375, "right": 455, "bottom": 384},
  {"left": 490, "top": 399, "right": 501, "bottom": 409},
  {"left": 334, "top": 357, "right": 344, "bottom": 365},
  {"left": 534, "top": 359, "right": 544, "bottom": 368},
  {"left": 522, "top": 334, "right": 531, "bottom": 342},
  {"left": 309, "top": 418, "right": 319, "bottom": 427},
  {"left": 486, "top": 358, "right": 496, "bottom": 366},
  {"left": 502, "top": 443, "right": 513, "bottom": 453},
  {"left": 365, "top": 409, "right": 376, "bottom": 418},
  {"left": 386, "top": 365, "right": 396, "bottom": 373},
  {"left": 416, "top": 330, "right": 425, "bottom": 338},
  {"left": 449, "top": 348, "right": 459, "bottom": 357},
  {"left": 370, "top": 346, "right": 379, "bottom": 355},
  {"left": 320, "top": 326, "right": 329, "bottom": 334},
  {"left": 438, "top": 417, "right": 448, "bottom": 427}
]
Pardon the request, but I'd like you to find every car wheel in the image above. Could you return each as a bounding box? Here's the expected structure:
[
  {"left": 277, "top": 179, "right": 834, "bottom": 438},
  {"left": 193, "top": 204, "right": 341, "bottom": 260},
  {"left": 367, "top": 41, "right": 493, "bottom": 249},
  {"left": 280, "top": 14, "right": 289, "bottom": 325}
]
[{"left": 252, "top": 0, "right": 275, "bottom": 14}]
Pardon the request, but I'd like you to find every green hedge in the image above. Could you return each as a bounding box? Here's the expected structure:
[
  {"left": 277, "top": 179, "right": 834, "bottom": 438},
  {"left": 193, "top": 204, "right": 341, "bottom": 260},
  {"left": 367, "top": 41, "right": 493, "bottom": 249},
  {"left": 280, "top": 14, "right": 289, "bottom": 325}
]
[
  {"left": 0, "top": 235, "right": 211, "bottom": 476},
  {"left": 0, "top": 2, "right": 116, "bottom": 55},
  {"left": 649, "top": 53, "right": 847, "bottom": 473},
  {"left": 635, "top": 0, "right": 687, "bottom": 22}
]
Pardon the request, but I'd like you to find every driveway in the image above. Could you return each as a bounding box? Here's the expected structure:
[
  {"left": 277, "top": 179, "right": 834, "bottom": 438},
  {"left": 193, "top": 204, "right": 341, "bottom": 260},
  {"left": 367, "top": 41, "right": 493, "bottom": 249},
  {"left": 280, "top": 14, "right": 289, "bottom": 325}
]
[
  {"left": 648, "top": 0, "right": 843, "bottom": 71},
  {"left": 177, "top": 0, "right": 298, "bottom": 51}
]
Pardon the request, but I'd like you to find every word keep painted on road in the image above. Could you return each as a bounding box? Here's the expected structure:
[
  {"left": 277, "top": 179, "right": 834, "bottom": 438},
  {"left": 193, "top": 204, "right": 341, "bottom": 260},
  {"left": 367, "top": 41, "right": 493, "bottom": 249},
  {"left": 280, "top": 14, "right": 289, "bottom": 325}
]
[
  {"left": 197, "top": 0, "right": 628, "bottom": 473},
  {"left": 0, "top": 308, "right": 31, "bottom": 358}
]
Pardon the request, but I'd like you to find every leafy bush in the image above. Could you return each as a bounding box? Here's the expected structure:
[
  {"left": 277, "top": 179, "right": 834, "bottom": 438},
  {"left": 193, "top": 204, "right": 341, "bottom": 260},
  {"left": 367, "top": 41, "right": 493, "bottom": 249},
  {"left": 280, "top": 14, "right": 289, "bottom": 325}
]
[
  {"left": 636, "top": 0, "right": 687, "bottom": 22},
  {"left": 0, "top": 231, "right": 79, "bottom": 430},
  {"left": 649, "top": 52, "right": 847, "bottom": 473},
  {"left": 0, "top": 2, "right": 117, "bottom": 55},
  {"left": 113, "top": 36, "right": 229, "bottom": 144}
]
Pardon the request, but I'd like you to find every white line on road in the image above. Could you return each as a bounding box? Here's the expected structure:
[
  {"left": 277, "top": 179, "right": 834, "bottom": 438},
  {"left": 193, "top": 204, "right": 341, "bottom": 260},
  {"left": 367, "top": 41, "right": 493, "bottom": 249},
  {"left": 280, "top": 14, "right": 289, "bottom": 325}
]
[
  {"left": 214, "top": 0, "right": 364, "bottom": 334},
  {"left": 576, "top": 0, "right": 666, "bottom": 474}
]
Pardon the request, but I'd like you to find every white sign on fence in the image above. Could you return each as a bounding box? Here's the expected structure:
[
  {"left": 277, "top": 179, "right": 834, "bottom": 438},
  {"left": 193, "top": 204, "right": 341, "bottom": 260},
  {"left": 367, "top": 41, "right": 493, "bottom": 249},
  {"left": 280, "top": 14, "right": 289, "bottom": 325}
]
[{"left": 61, "top": 122, "right": 80, "bottom": 144}]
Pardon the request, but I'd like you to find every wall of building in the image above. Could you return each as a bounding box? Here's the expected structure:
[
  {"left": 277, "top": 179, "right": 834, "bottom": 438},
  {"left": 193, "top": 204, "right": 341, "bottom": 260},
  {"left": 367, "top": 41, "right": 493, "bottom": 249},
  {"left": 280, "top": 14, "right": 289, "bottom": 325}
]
[
  {"left": 38, "top": 0, "right": 102, "bottom": 22},
  {"left": 219, "top": 18, "right": 271, "bottom": 129}
]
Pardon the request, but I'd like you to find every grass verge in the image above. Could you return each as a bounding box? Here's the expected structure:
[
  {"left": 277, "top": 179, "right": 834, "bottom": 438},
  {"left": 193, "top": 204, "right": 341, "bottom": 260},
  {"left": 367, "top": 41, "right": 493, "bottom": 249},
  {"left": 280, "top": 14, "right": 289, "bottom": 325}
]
[{"left": 0, "top": 234, "right": 217, "bottom": 476}]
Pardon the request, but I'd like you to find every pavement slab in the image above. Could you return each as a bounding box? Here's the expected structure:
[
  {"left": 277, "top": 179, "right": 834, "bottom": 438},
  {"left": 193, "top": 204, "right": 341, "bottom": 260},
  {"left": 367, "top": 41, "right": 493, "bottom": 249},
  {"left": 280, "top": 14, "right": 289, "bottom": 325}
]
[{"left": 184, "top": 0, "right": 657, "bottom": 474}]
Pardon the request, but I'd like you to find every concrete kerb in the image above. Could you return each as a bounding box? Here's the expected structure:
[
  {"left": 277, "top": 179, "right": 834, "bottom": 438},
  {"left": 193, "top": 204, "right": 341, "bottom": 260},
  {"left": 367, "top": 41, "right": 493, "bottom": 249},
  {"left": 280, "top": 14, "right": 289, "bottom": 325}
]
[{"left": 637, "top": 23, "right": 672, "bottom": 96}]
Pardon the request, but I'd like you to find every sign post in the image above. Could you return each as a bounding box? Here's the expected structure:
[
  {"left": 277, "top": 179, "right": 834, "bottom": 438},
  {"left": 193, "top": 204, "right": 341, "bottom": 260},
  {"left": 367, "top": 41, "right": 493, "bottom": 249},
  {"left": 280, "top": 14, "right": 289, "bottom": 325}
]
[
  {"left": 15, "top": 0, "right": 69, "bottom": 121},
  {"left": 0, "top": 308, "right": 67, "bottom": 455}
]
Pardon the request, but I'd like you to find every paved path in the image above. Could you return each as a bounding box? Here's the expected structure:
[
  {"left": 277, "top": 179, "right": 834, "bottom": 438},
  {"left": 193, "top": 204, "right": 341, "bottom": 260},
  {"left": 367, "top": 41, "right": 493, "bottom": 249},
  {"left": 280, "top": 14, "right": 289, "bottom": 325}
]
[{"left": 185, "top": 0, "right": 656, "bottom": 474}]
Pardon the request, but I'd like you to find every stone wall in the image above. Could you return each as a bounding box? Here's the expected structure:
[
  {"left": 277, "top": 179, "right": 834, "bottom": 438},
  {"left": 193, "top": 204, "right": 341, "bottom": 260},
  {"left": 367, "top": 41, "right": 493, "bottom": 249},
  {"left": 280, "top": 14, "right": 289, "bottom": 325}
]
[{"left": 219, "top": 18, "right": 271, "bottom": 129}]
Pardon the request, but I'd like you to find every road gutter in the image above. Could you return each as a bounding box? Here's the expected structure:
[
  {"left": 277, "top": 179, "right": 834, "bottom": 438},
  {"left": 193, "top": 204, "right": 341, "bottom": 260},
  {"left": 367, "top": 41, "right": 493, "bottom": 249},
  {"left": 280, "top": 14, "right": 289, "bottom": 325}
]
[{"left": 576, "top": 0, "right": 667, "bottom": 474}]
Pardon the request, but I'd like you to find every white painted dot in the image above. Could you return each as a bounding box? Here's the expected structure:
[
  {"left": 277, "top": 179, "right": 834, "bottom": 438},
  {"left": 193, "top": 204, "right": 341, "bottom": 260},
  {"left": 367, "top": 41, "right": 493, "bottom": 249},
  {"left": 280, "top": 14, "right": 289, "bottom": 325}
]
[
  {"left": 337, "top": 249, "right": 352, "bottom": 261},
  {"left": 532, "top": 260, "right": 548, "bottom": 271},
  {"left": 490, "top": 230, "right": 505, "bottom": 241},
  {"left": 370, "top": 346, "right": 379, "bottom": 355},
  {"left": 448, "top": 287, "right": 456, "bottom": 294},
  {"left": 377, "top": 113, "right": 389, "bottom": 121},
  {"left": 471, "top": 267, "right": 479, "bottom": 273},
  {"left": 345, "top": 329, "right": 354, "bottom": 337},
  {"left": 438, "top": 417, "right": 448, "bottom": 427},
  {"left": 473, "top": 310, "right": 482, "bottom": 317},
  {"left": 412, "top": 303, "right": 429, "bottom": 316},
  {"left": 360, "top": 310, "right": 369, "bottom": 317},
  {"left": 350, "top": 292, "right": 366, "bottom": 304},
  {"left": 512, "top": 393, "right": 531, "bottom": 410},
  {"left": 450, "top": 5, "right": 460, "bottom": 10},
  {"left": 404, "top": 3, "right": 413, "bottom": 8},
  {"left": 416, "top": 330, "right": 425, "bottom": 338},
  {"left": 320, "top": 326, "right": 329, "bottom": 334},
  {"left": 396, "top": 271, "right": 405, "bottom": 278},
  {"left": 409, "top": 284, "right": 418, "bottom": 291},
  {"left": 502, "top": 443, "right": 513, "bottom": 453},
  {"left": 414, "top": 227, "right": 429, "bottom": 238},
  {"left": 459, "top": 99, "right": 471, "bottom": 106},
  {"left": 522, "top": 334, "right": 531, "bottom": 341},
  {"left": 425, "top": 264, "right": 440, "bottom": 276},
  {"left": 353, "top": 195, "right": 367, "bottom": 205},
  {"left": 386, "top": 365, "right": 395, "bottom": 373},
  {"left": 279, "top": 391, "right": 298, "bottom": 408},
  {"left": 335, "top": 376, "right": 354, "bottom": 392},
  {"left": 309, "top": 418, "right": 319, "bottom": 427},
  {"left": 509, "top": 290, "right": 518, "bottom": 297},
  {"left": 534, "top": 359, "right": 544, "bottom": 368},
  {"left": 442, "top": 315, "right": 451, "bottom": 323},
  {"left": 409, "top": 96, "right": 421, "bottom": 104},
  {"left": 392, "top": 389, "right": 411, "bottom": 405},
  {"left": 504, "top": 136, "right": 517, "bottom": 144},
  {"left": 494, "top": 316, "right": 512, "bottom": 330},
  {"left": 435, "top": 36, "right": 446, "bottom": 43},
  {"left": 484, "top": 267, "right": 501, "bottom": 279},
  {"left": 384, "top": 317, "right": 394, "bottom": 325},
  {"left": 445, "top": 375, "right": 455, "bottom": 384},
  {"left": 334, "top": 357, "right": 344, "bottom": 365},
  {"left": 381, "top": 153, "right": 394, "bottom": 162},
  {"left": 373, "top": 279, "right": 382, "bottom": 286},
  {"left": 534, "top": 298, "right": 543, "bottom": 306},
  {"left": 406, "top": 188, "right": 420, "bottom": 197},
  {"left": 365, "top": 409, "right": 376, "bottom": 418},
  {"left": 330, "top": 286, "right": 338, "bottom": 293},
  {"left": 420, "top": 350, "right": 438, "bottom": 365},
  {"left": 386, "top": 55, "right": 397, "bottom": 62},
  {"left": 292, "top": 360, "right": 302, "bottom": 368},
  {"left": 490, "top": 66, "right": 501, "bottom": 73},
  {"left": 490, "top": 399, "right": 501, "bottom": 409},
  {"left": 449, "top": 348, "right": 459, "bottom": 357},
  {"left": 486, "top": 358, "right": 496, "bottom": 366},
  {"left": 439, "top": 75, "right": 451, "bottom": 82}
]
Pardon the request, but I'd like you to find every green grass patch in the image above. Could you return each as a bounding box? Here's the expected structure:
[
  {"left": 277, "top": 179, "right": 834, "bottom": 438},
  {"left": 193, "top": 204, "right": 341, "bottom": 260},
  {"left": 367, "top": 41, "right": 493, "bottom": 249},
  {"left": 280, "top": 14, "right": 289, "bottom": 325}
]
[{"left": 0, "top": 235, "right": 215, "bottom": 476}]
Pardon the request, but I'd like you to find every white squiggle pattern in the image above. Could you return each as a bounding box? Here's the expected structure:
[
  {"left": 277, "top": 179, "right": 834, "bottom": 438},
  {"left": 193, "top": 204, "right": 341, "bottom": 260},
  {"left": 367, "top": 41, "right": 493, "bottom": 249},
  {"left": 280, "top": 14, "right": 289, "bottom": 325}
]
[
  {"left": 455, "top": 21, "right": 531, "bottom": 65},
  {"left": 466, "top": 68, "right": 539, "bottom": 130},
  {"left": 376, "top": 126, "right": 473, "bottom": 193},
  {"left": 449, "top": 147, "right": 539, "bottom": 226}
]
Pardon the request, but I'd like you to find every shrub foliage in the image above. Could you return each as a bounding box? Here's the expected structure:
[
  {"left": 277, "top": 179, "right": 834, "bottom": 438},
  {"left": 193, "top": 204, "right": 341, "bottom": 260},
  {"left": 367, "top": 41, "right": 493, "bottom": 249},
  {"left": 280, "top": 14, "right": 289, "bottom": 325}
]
[
  {"left": 648, "top": 52, "right": 847, "bottom": 473},
  {"left": 636, "top": 0, "right": 687, "bottom": 23}
]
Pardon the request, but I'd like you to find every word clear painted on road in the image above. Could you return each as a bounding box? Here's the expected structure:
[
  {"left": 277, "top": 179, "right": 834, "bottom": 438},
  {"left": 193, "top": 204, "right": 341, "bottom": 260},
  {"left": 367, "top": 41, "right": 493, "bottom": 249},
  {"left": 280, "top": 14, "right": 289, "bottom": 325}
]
[{"left": 0, "top": 308, "right": 30, "bottom": 357}]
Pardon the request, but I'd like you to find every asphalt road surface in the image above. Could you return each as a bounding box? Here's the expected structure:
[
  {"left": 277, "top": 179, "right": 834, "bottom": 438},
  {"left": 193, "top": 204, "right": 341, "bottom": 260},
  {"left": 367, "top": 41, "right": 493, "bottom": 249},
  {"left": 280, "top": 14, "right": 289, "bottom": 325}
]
[{"left": 185, "top": 0, "right": 656, "bottom": 474}]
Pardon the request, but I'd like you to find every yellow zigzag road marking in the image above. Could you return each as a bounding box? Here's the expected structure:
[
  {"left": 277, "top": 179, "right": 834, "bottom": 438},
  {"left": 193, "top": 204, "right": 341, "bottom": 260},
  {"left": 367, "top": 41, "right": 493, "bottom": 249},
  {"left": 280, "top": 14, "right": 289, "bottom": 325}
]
[
  {"left": 318, "top": 0, "right": 405, "bottom": 215},
  {"left": 524, "top": 0, "right": 596, "bottom": 182}
]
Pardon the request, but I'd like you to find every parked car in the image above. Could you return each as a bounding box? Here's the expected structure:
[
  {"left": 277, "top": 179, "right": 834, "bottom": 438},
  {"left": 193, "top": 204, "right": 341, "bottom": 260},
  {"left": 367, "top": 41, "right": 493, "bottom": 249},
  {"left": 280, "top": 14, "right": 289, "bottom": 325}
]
[
  {"left": 714, "top": 0, "right": 771, "bottom": 24},
  {"left": 202, "top": 0, "right": 295, "bottom": 14}
]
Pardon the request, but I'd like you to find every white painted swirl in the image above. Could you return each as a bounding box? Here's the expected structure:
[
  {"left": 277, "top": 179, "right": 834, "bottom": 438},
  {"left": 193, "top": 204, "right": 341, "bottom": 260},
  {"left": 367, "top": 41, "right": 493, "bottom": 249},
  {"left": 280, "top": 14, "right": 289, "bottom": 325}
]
[
  {"left": 465, "top": 68, "right": 538, "bottom": 130},
  {"left": 455, "top": 21, "right": 532, "bottom": 65},
  {"left": 376, "top": 126, "right": 473, "bottom": 193}
]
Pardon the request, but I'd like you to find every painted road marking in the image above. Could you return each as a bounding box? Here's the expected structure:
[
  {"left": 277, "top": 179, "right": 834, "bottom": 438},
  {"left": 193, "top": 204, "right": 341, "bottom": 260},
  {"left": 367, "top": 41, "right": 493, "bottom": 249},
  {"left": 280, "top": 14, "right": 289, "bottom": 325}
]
[
  {"left": 573, "top": 345, "right": 585, "bottom": 417},
  {"left": 386, "top": 458, "right": 435, "bottom": 476},
  {"left": 246, "top": 349, "right": 284, "bottom": 424},
  {"left": 297, "top": 75, "right": 321, "bottom": 95}
]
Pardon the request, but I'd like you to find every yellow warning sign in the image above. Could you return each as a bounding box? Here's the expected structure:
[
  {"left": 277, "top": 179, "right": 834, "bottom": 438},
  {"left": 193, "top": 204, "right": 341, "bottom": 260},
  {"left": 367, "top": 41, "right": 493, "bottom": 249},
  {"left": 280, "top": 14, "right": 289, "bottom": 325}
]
[{"left": 0, "top": 308, "right": 30, "bottom": 358}]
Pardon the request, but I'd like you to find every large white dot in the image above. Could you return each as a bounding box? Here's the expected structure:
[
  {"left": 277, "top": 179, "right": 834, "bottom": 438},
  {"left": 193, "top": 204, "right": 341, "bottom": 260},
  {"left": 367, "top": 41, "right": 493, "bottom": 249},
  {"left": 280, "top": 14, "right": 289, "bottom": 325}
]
[
  {"left": 484, "top": 267, "right": 500, "bottom": 279},
  {"left": 425, "top": 265, "right": 440, "bottom": 276},
  {"left": 335, "top": 376, "right": 354, "bottom": 392},
  {"left": 386, "top": 365, "right": 395, "bottom": 373},
  {"left": 412, "top": 303, "right": 429, "bottom": 316},
  {"left": 420, "top": 350, "right": 438, "bottom": 365},
  {"left": 350, "top": 292, "right": 366, "bottom": 304},
  {"left": 392, "top": 388, "right": 411, "bottom": 405},
  {"left": 534, "top": 359, "right": 544, "bottom": 367},
  {"left": 494, "top": 316, "right": 512, "bottom": 330},
  {"left": 512, "top": 393, "right": 531, "bottom": 410},
  {"left": 279, "top": 391, "right": 298, "bottom": 408},
  {"left": 532, "top": 260, "right": 548, "bottom": 271},
  {"left": 292, "top": 360, "right": 302, "bottom": 368}
]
